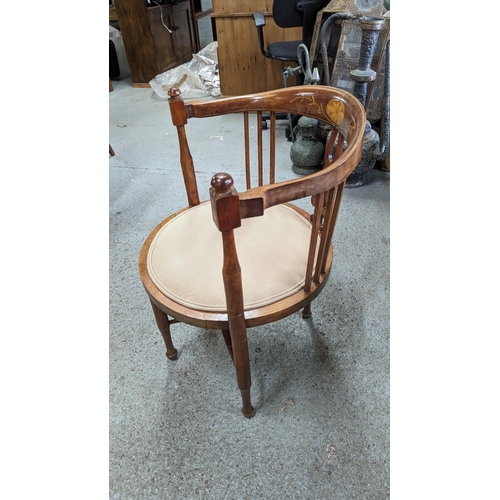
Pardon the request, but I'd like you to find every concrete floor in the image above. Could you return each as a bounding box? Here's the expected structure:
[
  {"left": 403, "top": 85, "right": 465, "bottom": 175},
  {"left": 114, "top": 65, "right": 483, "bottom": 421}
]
[{"left": 109, "top": 77, "right": 390, "bottom": 499}]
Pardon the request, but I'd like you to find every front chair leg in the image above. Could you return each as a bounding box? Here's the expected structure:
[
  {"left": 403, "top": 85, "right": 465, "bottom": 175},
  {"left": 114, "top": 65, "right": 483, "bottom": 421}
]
[
  {"left": 150, "top": 299, "right": 178, "bottom": 360},
  {"left": 222, "top": 329, "right": 255, "bottom": 416},
  {"left": 232, "top": 335, "right": 255, "bottom": 418},
  {"left": 211, "top": 173, "right": 255, "bottom": 418}
]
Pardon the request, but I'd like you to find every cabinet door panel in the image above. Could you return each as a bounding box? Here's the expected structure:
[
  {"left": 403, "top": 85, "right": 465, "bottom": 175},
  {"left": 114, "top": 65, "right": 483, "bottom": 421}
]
[
  {"left": 173, "top": 2, "right": 196, "bottom": 64},
  {"left": 148, "top": 6, "right": 177, "bottom": 73}
]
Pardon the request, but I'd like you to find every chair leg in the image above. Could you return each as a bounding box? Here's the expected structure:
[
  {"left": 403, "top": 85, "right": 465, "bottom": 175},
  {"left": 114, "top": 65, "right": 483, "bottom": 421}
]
[
  {"left": 230, "top": 327, "right": 255, "bottom": 418},
  {"left": 302, "top": 303, "right": 312, "bottom": 319},
  {"left": 149, "top": 300, "right": 178, "bottom": 360},
  {"left": 215, "top": 222, "right": 255, "bottom": 417},
  {"left": 240, "top": 388, "right": 254, "bottom": 418},
  {"left": 221, "top": 329, "right": 234, "bottom": 361}
]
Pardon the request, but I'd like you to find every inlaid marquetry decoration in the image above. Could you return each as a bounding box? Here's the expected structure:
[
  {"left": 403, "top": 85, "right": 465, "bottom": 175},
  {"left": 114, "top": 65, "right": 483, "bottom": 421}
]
[
  {"left": 289, "top": 95, "right": 345, "bottom": 128},
  {"left": 326, "top": 99, "right": 345, "bottom": 125}
]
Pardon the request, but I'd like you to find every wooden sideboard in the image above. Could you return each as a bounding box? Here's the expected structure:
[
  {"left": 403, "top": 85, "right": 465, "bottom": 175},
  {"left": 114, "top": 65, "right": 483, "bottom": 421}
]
[
  {"left": 114, "top": 0, "right": 197, "bottom": 87},
  {"left": 114, "top": 0, "right": 306, "bottom": 93},
  {"left": 212, "top": 0, "right": 302, "bottom": 96}
]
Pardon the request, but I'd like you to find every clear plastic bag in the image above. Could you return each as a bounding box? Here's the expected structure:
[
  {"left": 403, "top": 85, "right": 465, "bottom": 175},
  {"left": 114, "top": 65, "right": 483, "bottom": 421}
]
[{"left": 149, "top": 42, "right": 220, "bottom": 99}]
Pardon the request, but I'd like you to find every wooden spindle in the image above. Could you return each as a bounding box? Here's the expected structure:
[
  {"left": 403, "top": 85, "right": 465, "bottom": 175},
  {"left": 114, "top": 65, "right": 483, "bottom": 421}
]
[
  {"left": 320, "top": 182, "right": 345, "bottom": 275},
  {"left": 257, "top": 111, "right": 263, "bottom": 186},
  {"left": 334, "top": 133, "right": 346, "bottom": 161},
  {"left": 324, "top": 128, "right": 339, "bottom": 164},
  {"left": 313, "top": 187, "right": 337, "bottom": 284},
  {"left": 304, "top": 192, "right": 325, "bottom": 292},
  {"left": 244, "top": 112, "right": 251, "bottom": 189},
  {"left": 269, "top": 111, "right": 276, "bottom": 184}
]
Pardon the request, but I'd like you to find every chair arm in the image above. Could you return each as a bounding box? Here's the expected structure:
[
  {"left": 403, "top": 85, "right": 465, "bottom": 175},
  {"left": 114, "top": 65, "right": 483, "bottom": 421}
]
[
  {"left": 252, "top": 12, "right": 271, "bottom": 59},
  {"left": 253, "top": 12, "right": 266, "bottom": 28},
  {"left": 210, "top": 173, "right": 242, "bottom": 232}
]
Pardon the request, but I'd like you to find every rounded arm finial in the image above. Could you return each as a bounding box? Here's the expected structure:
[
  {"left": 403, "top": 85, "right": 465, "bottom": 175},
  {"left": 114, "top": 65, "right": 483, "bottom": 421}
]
[
  {"left": 168, "top": 87, "right": 182, "bottom": 99},
  {"left": 211, "top": 173, "right": 234, "bottom": 193}
]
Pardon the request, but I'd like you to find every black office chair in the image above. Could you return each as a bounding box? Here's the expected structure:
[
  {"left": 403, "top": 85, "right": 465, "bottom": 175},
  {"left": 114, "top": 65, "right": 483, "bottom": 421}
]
[
  {"left": 253, "top": 0, "right": 329, "bottom": 137},
  {"left": 253, "top": 0, "right": 329, "bottom": 65}
]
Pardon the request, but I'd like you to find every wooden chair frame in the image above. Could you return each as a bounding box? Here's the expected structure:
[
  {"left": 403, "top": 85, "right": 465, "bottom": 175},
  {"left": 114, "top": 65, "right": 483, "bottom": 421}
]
[{"left": 139, "top": 85, "right": 365, "bottom": 417}]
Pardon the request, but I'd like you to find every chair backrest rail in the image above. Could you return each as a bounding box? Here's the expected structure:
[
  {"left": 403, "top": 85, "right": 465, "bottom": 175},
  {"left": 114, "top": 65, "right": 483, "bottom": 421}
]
[
  {"left": 237, "top": 150, "right": 357, "bottom": 219},
  {"left": 169, "top": 85, "right": 364, "bottom": 220},
  {"left": 184, "top": 87, "right": 360, "bottom": 140}
]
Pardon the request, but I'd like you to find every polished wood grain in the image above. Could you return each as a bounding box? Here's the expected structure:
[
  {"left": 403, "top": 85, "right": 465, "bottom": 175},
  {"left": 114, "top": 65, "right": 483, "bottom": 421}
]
[{"left": 139, "top": 85, "right": 365, "bottom": 417}]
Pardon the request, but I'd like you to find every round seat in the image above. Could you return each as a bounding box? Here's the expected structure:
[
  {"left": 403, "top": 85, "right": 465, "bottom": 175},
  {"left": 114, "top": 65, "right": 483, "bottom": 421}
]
[{"left": 146, "top": 201, "right": 317, "bottom": 313}]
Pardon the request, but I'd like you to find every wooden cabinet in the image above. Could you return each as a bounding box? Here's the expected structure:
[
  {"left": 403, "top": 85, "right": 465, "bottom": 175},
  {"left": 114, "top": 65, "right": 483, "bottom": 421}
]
[
  {"left": 172, "top": 2, "right": 197, "bottom": 62},
  {"left": 148, "top": 5, "right": 177, "bottom": 72},
  {"left": 114, "top": 0, "right": 197, "bottom": 87},
  {"left": 212, "top": 0, "right": 302, "bottom": 96}
]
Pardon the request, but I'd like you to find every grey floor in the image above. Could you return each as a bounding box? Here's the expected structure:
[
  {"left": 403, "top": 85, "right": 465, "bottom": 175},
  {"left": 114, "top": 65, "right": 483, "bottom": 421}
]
[{"left": 109, "top": 77, "right": 390, "bottom": 499}]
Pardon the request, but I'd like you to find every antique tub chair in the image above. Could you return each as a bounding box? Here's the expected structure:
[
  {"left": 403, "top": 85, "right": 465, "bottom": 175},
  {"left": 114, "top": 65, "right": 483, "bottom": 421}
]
[{"left": 138, "top": 85, "right": 365, "bottom": 417}]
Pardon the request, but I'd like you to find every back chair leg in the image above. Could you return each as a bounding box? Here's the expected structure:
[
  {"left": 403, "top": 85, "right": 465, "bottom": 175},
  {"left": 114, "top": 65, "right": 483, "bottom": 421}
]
[
  {"left": 150, "top": 300, "right": 178, "bottom": 360},
  {"left": 221, "top": 329, "right": 234, "bottom": 361},
  {"left": 302, "top": 304, "right": 312, "bottom": 319}
]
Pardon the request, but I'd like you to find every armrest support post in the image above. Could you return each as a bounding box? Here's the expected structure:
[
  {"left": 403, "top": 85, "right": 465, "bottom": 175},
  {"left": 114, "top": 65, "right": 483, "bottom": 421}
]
[{"left": 210, "top": 173, "right": 254, "bottom": 418}]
